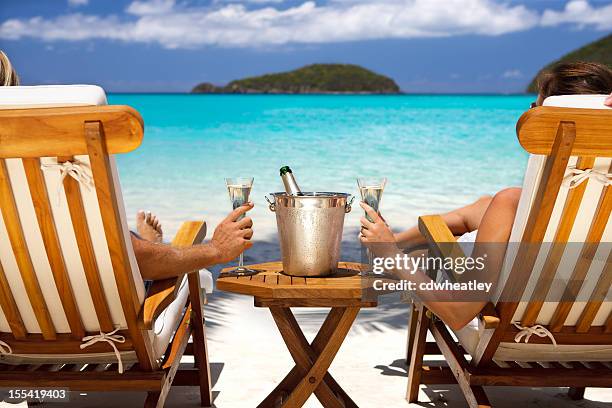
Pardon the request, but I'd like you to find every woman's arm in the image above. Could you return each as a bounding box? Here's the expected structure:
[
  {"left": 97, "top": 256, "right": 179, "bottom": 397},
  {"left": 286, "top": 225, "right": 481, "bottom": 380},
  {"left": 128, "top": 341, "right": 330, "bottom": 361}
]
[
  {"left": 360, "top": 188, "right": 520, "bottom": 331},
  {"left": 391, "top": 195, "right": 493, "bottom": 251}
]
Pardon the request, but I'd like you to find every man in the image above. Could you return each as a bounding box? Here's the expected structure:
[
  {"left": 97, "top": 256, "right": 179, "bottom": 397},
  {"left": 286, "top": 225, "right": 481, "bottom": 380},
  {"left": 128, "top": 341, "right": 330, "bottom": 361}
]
[
  {"left": 131, "top": 203, "right": 254, "bottom": 281},
  {"left": 1, "top": 50, "right": 254, "bottom": 282}
]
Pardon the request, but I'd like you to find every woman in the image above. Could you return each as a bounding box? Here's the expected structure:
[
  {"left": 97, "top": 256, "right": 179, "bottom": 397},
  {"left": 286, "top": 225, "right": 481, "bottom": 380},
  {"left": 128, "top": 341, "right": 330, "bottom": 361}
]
[{"left": 360, "top": 61, "right": 612, "bottom": 330}]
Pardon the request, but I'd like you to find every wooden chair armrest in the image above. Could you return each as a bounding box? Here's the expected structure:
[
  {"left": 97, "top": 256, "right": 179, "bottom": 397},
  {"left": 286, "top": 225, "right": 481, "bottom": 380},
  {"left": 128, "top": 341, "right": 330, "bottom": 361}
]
[
  {"left": 139, "top": 220, "right": 207, "bottom": 330},
  {"left": 478, "top": 302, "right": 500, "bottom": 330},
  {"left": 418, "top": 215, "right": 466, "bottom": 281}
]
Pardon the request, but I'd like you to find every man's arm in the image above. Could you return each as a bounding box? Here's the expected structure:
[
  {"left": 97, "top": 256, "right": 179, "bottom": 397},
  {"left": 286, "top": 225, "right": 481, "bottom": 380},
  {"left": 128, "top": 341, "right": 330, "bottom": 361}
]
[{"left": 132, "top": 203, "right": 254, "bottom": 280}]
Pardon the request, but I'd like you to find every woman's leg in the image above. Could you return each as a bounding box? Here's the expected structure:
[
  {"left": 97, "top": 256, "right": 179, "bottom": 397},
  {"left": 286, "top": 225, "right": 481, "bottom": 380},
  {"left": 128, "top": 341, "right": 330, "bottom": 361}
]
[
  {"left": 419, "top": 187, "right": 523, "bottom": 330},
  {"left": 394, "top": 195, "right": 493, "bottom": 250},
  {"left": 475, "top": 188, "right": 522, "bottom": 244}
]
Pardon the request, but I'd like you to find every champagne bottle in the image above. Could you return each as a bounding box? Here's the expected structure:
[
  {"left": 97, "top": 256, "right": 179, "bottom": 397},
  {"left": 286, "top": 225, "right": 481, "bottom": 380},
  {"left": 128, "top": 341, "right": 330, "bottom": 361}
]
[{"left": 279, "top": 166, "right": 302, "bottom": 196}]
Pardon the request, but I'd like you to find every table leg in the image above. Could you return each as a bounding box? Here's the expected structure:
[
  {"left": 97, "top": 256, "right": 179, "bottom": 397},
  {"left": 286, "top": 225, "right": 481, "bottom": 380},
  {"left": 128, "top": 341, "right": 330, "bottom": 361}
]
[
  {"left": 266, "top": 306, "right": 359, "bottom": 408},
  {"left": 286, "top": 308, "right": 358, "bottom": 408},
  {"left": 257, "top": 365, "right": 301, "bottom": 408}
]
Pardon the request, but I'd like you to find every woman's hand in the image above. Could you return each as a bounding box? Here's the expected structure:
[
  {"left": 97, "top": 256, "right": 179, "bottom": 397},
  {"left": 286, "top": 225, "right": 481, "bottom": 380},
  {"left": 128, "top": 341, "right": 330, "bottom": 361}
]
[
  {"left": 606, "top": 93, "right": 612, "bottom": 107},
  {"left": 359, "top": 202, "right": 395, "bottom": 243}
]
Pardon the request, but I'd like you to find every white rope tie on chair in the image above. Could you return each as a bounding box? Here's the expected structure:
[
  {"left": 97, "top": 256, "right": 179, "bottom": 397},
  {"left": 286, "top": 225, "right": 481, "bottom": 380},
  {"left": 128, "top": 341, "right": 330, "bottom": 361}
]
[
  {"left": 80, "top": 328, "right": 126, "bottom": 373},
  {"left": 512, "top": 322, "right": 557, "bottom": 347},
  {"left": 562, "top": 166, "right": 612, "bottom": 189},
  {"left": 0, "top": 340, "right": 12, "bottom": 355},
  {"left": 41, "top": 160, "right": 94, "bottom": 205}
]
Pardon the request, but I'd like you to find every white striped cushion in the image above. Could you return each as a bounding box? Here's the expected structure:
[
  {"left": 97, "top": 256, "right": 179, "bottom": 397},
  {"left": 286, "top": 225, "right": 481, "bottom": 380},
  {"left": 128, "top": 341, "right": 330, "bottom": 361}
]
[
  {"left": 0, "top": 85, "right": 185, "bottom": 362},
  {"left": 455, "top": 95, "right": 612, "bottom": 362}
]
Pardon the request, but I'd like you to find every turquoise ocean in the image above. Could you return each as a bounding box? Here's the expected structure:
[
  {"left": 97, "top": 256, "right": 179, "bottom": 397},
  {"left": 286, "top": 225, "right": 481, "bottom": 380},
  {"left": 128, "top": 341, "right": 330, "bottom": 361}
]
[{"left": 108, "top": 94, "right": 533, "bottom": 260}]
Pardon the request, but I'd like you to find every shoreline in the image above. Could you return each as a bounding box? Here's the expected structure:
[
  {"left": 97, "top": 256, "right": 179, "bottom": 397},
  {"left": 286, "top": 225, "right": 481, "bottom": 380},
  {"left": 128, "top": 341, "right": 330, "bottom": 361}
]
[{"left": 108, "top": 91, "right": 538, "bottom": 96}]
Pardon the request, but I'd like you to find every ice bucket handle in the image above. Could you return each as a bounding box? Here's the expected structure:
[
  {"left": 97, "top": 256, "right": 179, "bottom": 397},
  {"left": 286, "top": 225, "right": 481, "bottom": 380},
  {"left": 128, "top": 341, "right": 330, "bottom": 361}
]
[
  {"left": 345, "top": 195, "right": 355, "bottom": 213},
  {"left": 265, "top": 195, "right": 276, "bottom": 212}
]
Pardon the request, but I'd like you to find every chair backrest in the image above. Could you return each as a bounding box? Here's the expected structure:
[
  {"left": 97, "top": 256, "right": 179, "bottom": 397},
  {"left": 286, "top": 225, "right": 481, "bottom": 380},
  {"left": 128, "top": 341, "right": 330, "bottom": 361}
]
[
  {"left": 0, "top": 86, "right": 155, "bottom": 368},
  {"left": 490, "top": 95, "right": 611, "bottom": 346}
]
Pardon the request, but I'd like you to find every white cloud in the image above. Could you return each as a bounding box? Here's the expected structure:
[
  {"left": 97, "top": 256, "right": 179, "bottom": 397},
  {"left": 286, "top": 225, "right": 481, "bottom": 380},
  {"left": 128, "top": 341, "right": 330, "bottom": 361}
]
[
  {"left": 126, "top": 0, "right": 176, "bottom": 16},
  {"left": 1, "top": 0, "right": 610, "bottom": 49},
  {"left": 502, "top": 69, "right": 523, "bottom": 79},
  {"left": 214, "top": 0, "right": 285, "bottom": 4},
  {"left": 541, "top": 0, "right": 612, "bottom": 30},
  {"left": 68, "top": 0, "right": 89, "bottom": 6}
]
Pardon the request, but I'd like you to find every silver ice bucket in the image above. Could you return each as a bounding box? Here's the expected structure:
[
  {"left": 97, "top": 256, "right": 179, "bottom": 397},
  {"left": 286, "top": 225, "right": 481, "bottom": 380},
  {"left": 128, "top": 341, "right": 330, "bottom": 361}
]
[{"left": 266, "top": 192, "right": 353, "bottom": 277}]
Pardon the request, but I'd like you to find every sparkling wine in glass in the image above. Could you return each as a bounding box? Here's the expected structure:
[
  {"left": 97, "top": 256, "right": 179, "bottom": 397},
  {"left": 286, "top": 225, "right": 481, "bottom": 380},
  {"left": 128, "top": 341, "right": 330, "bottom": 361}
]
[
  {"left": 357, "top": 177, "right": 387, "bottom": 275},
  {"left": 224, "top": 177, "right": 257, "bottom": 276}
]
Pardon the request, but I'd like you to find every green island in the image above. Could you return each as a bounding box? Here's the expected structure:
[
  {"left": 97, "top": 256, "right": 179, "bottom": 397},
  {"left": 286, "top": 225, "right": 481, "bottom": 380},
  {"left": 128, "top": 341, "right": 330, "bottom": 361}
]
[
  {"left": 192, "top": 64, "right": 401, "bottom": 94},
  {"left": 527, "top": 33, "right": 612, "bottom": 93}
]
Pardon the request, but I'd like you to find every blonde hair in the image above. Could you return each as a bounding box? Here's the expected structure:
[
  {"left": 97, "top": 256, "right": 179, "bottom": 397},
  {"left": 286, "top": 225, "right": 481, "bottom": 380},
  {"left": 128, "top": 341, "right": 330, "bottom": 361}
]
[{"left": 0, "top": 51, "right": 20, "bottom": 86}]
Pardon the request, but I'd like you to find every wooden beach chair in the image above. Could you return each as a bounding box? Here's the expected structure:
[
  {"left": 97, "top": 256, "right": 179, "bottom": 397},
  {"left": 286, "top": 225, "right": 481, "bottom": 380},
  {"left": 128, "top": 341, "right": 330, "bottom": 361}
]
[
  {"left": 406, "top": 94, "right": 612, "bottom": 407},
  {"left": 0, "top": 85, "right": 212, "bottom": 407}
]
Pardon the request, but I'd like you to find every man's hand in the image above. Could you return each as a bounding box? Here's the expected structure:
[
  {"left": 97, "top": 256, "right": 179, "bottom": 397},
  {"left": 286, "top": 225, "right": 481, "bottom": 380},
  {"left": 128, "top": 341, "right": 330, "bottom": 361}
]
[
  {"left": 211, "top": 202, "right": 254, "bottom": 264},
  {"left": 605, "top": 93, "right": 612, "bottom": 107}
]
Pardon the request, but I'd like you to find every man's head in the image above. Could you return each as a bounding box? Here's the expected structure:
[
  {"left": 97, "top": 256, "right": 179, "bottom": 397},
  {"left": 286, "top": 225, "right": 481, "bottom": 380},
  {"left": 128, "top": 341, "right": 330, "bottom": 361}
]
[
  {"left": 0, "top": 51, "right": 19, "bottom": 86},
  {"left": 536, "top": 62, "right": 612, "bottom": 106}
]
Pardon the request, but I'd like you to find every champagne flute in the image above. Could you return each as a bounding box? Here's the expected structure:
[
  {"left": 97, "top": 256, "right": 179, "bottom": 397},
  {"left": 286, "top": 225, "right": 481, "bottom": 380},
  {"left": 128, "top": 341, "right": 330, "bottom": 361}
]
[
  {"left": 224, "top": 177, "right": 257, "bottom": 276},
  {"left": 357, "top": 177, "right": 387, "bottom": 275}
]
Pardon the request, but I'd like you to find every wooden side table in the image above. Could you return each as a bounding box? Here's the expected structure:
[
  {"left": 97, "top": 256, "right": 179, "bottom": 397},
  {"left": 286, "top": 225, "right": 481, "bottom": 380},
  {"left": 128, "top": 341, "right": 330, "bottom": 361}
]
[{"left": 217, "top": 261, "right": 380, "bottom": 408}]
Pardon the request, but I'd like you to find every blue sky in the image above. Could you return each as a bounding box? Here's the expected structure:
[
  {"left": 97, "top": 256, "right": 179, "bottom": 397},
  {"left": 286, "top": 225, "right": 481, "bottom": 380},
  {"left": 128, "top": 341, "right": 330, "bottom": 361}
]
[{"left": 1, "top": 0, "right": 611, "bottom": 93}]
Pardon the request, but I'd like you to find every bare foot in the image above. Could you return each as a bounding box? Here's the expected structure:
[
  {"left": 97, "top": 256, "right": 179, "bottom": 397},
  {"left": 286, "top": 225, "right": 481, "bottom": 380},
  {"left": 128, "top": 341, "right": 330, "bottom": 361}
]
[{"left": 136, "top": 210, "right": 163, "bottom": 243}]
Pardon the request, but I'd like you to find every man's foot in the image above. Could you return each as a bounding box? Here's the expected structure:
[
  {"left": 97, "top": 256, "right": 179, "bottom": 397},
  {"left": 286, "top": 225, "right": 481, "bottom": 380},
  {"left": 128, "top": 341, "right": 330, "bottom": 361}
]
[{"left": 136, "top": 210, "right": 163, "bottom": 243}]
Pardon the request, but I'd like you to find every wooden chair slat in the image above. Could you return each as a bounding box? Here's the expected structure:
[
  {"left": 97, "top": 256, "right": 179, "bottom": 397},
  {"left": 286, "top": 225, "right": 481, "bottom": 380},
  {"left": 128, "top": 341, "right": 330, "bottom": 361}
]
[
  {"left": 587, "top": 361, "right": 608, "bottom": 369},
  {"left": 478, "top": 122, "right": 576, "bottom": 366},
  {"left": 84, "top": 122, "right": 156, "bottom": 371},
  {"left": 22, "top": 158, "right": 85, "bottom": 339},
  {"left": 36, "top": 364, "right": 61, "bottom": 372},
  {"left": 0, "top": 331, "right": 133, "bottom": 354},
  {"left": 177, "top": 222, "right": 213, "bottom": 406},
  {"left": 517, "top": 107, "right": 612, "bottom": 156},
  {"left": 0, "top": 256, "right": 27, "bottom": 339},
  {"left": 549, "top": 181, "right": 612, "bottom": 332},
  {"left": 0, "top": 106, "right": 143, "bottom": 159},
  {"left": 0, "top": 160, "right": 56, "bottom": 340},
  {"left": 82, "top": 364, "right": 100, "bottom": 372},
  {"left": 521, "top": 156, "right": 596, "bottom": 326},
  {"left": 59, "top": 156, "right": 114, "bottom": 333},
  {"left": 576, "top": 251, "right": 612, "bottom": 333},
  {"left": 59, "top": 364, "right": 80, "bottom": 372}
]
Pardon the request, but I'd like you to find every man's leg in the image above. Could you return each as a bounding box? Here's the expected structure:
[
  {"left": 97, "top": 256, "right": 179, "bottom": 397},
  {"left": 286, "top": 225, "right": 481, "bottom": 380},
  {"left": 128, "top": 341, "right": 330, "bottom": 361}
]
[{"left": 136, "top": 210, "right": 163, "bottom": 243}]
